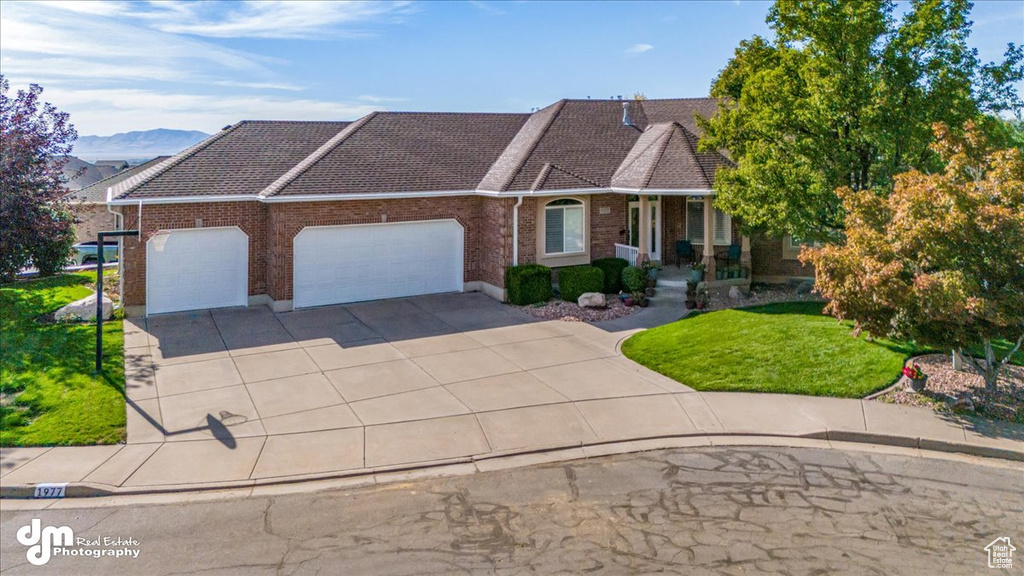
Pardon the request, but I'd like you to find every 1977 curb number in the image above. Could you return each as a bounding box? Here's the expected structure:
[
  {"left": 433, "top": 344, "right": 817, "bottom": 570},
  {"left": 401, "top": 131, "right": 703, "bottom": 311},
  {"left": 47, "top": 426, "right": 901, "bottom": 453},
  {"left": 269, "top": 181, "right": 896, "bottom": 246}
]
[{"left": 33, "top": 483, "right": 67, "bottom": 499}]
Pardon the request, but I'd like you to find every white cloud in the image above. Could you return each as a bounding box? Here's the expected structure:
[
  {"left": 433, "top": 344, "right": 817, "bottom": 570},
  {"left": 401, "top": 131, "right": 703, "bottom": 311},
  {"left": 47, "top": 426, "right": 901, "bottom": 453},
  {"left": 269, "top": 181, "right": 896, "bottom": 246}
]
[
  {"left": 134, "top": 1, "right": 416, "bottom": 39},
  {"left": 625, "top": 44, "right": 654, "bottom": 55},
  {"left": 42, "top": 87, "right": 381, "bottom": 134}
]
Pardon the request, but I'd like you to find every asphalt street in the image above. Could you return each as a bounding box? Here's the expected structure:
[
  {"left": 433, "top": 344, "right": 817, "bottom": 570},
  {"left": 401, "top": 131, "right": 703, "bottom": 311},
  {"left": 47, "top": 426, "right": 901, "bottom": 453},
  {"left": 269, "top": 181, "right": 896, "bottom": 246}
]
[{"left": 1, "top": 446, "right": 1021, "bottom": 575}]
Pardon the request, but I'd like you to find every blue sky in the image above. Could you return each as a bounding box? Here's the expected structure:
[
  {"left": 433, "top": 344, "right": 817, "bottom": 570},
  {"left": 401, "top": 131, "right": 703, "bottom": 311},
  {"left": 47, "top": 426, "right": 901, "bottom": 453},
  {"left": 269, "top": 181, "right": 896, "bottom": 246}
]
[{"left": 1, "top": 1, "right": 1021, "bottom": 135}]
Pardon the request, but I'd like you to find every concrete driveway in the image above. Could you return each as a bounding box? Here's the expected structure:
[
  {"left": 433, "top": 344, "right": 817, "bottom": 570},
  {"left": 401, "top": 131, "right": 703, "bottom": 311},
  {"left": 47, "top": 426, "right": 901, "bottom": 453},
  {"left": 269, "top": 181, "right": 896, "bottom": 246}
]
[{"left": 91, "top": 293, "right": 695, "bottom": 488}]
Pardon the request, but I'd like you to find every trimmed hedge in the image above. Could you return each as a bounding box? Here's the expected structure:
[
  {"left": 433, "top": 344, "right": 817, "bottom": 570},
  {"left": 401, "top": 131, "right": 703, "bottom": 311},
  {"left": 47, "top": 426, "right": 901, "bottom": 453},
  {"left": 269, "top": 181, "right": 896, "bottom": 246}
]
[
  {"left": 558, "top": 265, "right": 604, "bottom": 303},
  {"left": 591, "top": 257, "right": 629, "bottom": 293},
  {"left": 621, "top": 266, "right": 646, "bottom": 293},
  {"left": 506, "top": 264, "right": 552, "bottom": 305}
]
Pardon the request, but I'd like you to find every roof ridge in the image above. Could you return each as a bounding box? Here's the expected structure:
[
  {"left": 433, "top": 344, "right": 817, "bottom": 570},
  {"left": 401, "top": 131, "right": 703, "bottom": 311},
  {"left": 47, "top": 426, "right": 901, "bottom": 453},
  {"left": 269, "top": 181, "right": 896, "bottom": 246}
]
[
  {"left": 73, "top": 155, "right": 168, "bottom": 195},
  {"left": 109, "top": 124, "right": 246, "bottom": 200},
  {"left": 259, "top": 112, "right": 378, "bottom": 198},
  {"left": 672, "top": 122, "right": 713, "bottom": 188},
  {"left": 548, "top": 163, "right": 602, "bottom": 188},
  {"left": 497, "top": 99, "right": 568, "bottom": 192},
  {"left": 611, "top": 122, "right": 670, "bottom": 184},
  {"left": 640, "top": 124, "right": 677, "bottom": 189},
  {"left": 529, "top": 163, "right": 554, "bottom": 191}
]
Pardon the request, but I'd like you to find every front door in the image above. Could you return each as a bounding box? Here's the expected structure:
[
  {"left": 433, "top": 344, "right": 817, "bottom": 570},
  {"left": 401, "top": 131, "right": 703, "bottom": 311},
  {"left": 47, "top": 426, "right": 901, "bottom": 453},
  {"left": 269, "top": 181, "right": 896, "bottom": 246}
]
[{"left": 628, "top": 197, "right": 661, "bottom": 261}]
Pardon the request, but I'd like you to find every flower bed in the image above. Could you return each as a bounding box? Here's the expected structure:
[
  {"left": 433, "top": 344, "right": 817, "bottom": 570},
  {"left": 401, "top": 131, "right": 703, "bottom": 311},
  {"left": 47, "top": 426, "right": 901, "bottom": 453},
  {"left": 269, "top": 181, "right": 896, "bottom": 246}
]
[
  {"left": 873, "top": 353, "right": 1024, "bottom": 424},
  {"left": 517, "top": 298, "right": 639, "bottom": 323}
]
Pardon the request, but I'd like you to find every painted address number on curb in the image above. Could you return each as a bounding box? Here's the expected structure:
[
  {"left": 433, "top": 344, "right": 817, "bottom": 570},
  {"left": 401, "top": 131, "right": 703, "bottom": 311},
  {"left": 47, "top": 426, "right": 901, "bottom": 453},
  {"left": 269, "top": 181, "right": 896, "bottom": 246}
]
[{"left": 33, "top": 483, "right": 67, "bottom": 498}]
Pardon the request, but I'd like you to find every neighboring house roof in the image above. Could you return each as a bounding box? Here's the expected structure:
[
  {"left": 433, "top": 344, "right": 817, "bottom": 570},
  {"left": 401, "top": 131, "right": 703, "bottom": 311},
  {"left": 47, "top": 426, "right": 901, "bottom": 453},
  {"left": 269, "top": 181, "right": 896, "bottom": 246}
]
[
  {"left": 111, "top": 98, "right": 730, "bottom": 202},
  {"left": 71, "top": 156, "right": 170, "bottom": 203},
  {"left": 266, "top": 112, "right": 530, "bottom": 197},
  {"left": 60, "top": 156, "right": 120, "bottom": 191},
  {"left": 111, "top": 121, "right": 351, "bottom": 200}
]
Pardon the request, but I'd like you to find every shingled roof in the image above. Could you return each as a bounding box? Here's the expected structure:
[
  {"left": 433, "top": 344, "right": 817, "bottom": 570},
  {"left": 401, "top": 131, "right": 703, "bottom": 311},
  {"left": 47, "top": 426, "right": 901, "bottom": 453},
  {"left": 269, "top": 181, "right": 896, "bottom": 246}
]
[
  {"left": 112, "top": 121, "right": 350, "bottom": 200},
  {"left": 111, "top": 98, "right": 729, "bottom": 201},
  {"left": 479, "top": 98, "right": 728, "bottom": 193},
  {"left": 71, "top": 156, "right": 169, "bottom": 203},
  {"left": 265, "top": 112, "right": 529, "bottom": 197}
]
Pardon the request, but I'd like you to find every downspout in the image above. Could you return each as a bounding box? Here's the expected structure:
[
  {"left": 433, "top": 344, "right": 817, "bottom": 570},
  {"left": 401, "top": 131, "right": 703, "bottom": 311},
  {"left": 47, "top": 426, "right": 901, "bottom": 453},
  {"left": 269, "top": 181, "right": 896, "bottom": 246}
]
[{"left": 512, "top": 195, "right": 524, "bottom": 266}]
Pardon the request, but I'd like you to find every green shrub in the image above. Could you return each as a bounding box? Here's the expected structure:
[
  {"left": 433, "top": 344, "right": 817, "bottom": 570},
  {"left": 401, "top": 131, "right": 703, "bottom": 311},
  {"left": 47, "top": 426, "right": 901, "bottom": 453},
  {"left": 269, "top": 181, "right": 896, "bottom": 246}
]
[
  {"left": 506, "top": 264, "right": 552, "bottom": 305},
  {"left": 558, "top": 265, "right": 604, "bottom": 302},
  {"left": 621, "top": 266, "right": 646, "bottom": 292},
  {"left": 30, "top": 209, "right": 76, "bottom": 277},
  {"left": 591, "top": 257, "right": 628, "bottom": 293}
]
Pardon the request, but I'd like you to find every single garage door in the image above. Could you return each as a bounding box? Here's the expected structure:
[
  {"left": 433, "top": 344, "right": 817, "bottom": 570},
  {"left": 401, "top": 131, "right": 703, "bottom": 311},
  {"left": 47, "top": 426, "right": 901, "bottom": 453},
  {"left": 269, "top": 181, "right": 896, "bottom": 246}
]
[
  {"left": 146, "top": 227, "right": 249, "bottom": 315},
  {"left": 293, "top": 220, "right": 464, "bottom": 309}
]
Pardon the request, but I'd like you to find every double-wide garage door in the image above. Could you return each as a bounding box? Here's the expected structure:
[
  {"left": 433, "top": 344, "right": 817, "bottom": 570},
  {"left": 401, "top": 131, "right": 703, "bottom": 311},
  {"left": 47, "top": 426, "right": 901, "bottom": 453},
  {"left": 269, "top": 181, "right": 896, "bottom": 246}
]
[
  {"left": 146, "top": 227, "right": 249, "bottom": 315},
  {"left": 293, "top": 220, "right": 464, "bottom": 309}
]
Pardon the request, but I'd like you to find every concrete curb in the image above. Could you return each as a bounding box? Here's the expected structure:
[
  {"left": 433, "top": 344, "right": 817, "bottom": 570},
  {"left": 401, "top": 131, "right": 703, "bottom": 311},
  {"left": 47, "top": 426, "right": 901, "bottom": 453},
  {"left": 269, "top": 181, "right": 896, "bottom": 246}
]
[{"left": 2, "top": 430, "right": 1020, "bottom": 501}]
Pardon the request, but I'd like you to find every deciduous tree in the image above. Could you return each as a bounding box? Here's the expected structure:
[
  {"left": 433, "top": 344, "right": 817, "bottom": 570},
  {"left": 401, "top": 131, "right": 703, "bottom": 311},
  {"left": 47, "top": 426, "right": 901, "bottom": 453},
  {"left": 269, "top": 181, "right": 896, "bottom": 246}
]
[
  {"left": 803, "top": 122, "right": 1024, "bottom": 391},
  {"left": 0, "top": 76, "right": 78, "bottom": 282},
  {"left": 699, "top": 0, "right": 1023, "bottom": 242}
]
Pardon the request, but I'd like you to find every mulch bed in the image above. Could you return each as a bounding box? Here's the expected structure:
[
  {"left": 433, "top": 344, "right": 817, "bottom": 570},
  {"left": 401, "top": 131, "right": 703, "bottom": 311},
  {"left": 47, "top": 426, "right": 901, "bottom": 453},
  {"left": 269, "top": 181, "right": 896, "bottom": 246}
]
[
  {"left": 705, "top": 284, "right": 823, "bottom": 311},
  {"left": 873, "top": 353, "right": 1024, "bottom": 424},
  {"left": 517, "top": 297, "right": 640, "bottom": 322}
]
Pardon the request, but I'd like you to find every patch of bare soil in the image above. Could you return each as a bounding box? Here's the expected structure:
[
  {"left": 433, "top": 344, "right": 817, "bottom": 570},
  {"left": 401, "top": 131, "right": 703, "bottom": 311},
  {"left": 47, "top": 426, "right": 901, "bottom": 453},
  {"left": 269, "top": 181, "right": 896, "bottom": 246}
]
[
  {"left": 518, "top": 298, "right": 640, "bottom": 323},
  {"left": 874, "top": 353, "right": 1024, "bottom": 424}
]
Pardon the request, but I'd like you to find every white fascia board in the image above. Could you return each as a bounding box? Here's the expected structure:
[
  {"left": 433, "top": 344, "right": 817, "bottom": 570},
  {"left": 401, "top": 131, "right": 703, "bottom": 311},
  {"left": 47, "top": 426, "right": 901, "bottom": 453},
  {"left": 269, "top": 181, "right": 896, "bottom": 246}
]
[
  {"left": 611, "top": 187, "right": 715, "bottom": 196},
  {"left": 107, "top": 195, "right": 260, "bottom": 206},
  {"left": 477, "top": 187, "right": 610, "bottom": 197},
  {"left": 260, "top": 190, "right": 475, "bottom": 202}
]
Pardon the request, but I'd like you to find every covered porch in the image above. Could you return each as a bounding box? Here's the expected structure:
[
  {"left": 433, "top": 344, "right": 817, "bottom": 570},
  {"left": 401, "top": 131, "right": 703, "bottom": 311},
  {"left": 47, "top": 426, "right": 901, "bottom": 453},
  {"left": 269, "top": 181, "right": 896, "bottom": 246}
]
[{"left": 612, "top": 193, "right": 751, "bottom": 284}]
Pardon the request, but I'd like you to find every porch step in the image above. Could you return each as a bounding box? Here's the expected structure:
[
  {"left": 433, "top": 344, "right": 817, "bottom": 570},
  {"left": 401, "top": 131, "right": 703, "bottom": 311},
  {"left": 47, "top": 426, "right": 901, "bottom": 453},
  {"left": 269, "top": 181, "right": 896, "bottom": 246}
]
[{"left": 658, "top": 278, "right": 689, "bottom": 289}]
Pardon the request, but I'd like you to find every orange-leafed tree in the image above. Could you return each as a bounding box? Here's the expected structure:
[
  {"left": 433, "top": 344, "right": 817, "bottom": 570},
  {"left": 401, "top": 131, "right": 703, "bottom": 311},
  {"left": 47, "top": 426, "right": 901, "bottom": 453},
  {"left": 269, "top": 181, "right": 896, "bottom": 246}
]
[{"left": 802, "top": 122, "right": 1024, "bottom": 391}]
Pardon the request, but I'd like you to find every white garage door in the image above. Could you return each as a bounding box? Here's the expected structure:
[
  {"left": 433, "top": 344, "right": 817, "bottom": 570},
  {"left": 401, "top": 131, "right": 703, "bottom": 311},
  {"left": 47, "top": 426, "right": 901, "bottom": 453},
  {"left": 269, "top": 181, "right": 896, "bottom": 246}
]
[
  {"left": 146, "top": 227, "right": 249, "bottom": 315},
  {"left": 293, "top": 220, "right": 464, "bottom": 309}
]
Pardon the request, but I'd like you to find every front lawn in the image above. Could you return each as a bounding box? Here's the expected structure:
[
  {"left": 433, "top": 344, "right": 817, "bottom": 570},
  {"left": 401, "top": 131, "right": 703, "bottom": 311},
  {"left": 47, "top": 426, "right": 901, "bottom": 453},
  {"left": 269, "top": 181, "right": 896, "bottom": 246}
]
[
  {"left": 622, "top": 301, "right": 922, "bottom": 398},
  {"left": 1, "top": 272, "right": 125, "bottom": 446}
]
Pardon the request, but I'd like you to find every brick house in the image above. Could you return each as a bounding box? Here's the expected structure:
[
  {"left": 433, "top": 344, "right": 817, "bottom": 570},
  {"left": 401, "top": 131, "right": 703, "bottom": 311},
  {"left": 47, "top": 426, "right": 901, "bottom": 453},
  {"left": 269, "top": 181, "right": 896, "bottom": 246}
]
[
  {"left": 106, "top": 99, "right": 813, "bottom": 316},
  {"left": 70, "top": 156, "right": 169, "bottom": 244}
]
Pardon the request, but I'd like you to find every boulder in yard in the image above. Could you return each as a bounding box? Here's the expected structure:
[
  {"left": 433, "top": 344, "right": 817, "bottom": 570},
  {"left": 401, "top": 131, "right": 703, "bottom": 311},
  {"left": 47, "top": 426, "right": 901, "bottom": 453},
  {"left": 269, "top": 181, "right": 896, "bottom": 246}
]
[
  {"left": 728, "top": 286, "right": 749, "bottom": 300},
  {"left": 577, "top": 292, "right": 607, "bottom": 308},
  {"left": 54, "top": 292, "right": 113, "bottom": 322}
]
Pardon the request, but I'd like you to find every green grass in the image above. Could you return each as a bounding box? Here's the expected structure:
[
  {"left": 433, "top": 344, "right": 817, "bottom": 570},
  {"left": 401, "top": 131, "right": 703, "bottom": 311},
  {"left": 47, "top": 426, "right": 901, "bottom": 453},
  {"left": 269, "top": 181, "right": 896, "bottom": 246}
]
[
  {"left": 622, "top": 301, "right": 925, "bottom": 398},
  {"left": 1, "top": 272, "right": 125, "bottom": 446}
]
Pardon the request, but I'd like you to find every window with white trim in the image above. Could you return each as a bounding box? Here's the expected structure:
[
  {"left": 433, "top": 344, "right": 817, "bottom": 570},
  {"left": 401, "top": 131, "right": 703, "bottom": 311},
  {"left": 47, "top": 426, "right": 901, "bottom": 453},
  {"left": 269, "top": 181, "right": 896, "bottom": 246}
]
[
  {"left": 544, "top": 198, "right": 585, "bottom": 255},
  {"left": 686, "top": 198, "right": 731, "bottom": 245}
]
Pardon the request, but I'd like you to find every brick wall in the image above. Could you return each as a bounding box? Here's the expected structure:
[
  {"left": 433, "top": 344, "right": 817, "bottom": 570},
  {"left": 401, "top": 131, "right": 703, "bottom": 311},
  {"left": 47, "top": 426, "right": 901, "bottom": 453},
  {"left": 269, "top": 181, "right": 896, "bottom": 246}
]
[
  {"left": 265, "top": 197, "right": 486, "bottom": 301},
  {"left": 589, "top": 193, "right": 628, "bottom": 260},
  {"left": 71, "top": 203, "right": 117, "bottom": 243},
  {"left": 119, "top": 202, "right": 268, "bottom": 306},
  {"left": 480, "top": 197, "right": 512, "bottom": 288},
  {"left": 750, "top": 233, "right": 814, "bottom": 280}
]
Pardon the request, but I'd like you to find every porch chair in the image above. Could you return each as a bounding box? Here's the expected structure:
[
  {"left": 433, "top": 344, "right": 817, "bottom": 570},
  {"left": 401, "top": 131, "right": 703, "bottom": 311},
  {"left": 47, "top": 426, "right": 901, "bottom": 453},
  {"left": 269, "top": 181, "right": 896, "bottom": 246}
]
[
  {"left": 715, "top": 243, "right": 742, "bottom": 270},
  {"left": 675, "top": 240, "right": 697, "bottom": 266}
]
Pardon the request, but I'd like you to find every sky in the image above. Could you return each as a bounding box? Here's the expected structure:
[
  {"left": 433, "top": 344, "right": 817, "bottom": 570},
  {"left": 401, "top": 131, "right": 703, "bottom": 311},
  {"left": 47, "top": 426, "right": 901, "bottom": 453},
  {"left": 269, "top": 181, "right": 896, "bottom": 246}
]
[{"left": 1, "top": 0, "right": 1022, "bottom": 136}]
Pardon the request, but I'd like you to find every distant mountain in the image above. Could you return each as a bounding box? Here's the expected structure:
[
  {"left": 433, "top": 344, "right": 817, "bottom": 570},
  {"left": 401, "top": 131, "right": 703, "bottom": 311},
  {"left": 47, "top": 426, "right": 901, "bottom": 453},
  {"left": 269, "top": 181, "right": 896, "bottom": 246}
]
[{"left": 73, "top": 129, "right": 210, "bottom": 162}]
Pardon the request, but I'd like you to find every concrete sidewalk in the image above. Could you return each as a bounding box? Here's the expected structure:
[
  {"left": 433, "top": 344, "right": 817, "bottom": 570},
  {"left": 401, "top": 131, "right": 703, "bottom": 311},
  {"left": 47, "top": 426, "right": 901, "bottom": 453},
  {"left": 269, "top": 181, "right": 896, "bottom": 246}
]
[{"left": 2, "top": 388, "right": 1021, "bottom": 499}]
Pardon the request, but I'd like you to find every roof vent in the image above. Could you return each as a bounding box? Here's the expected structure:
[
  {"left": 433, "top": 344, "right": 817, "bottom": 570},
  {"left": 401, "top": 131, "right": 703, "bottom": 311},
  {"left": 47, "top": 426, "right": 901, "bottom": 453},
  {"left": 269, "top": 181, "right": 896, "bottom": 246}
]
[{"left": 622, "top": 102, "right": 638, "bottom": 129}]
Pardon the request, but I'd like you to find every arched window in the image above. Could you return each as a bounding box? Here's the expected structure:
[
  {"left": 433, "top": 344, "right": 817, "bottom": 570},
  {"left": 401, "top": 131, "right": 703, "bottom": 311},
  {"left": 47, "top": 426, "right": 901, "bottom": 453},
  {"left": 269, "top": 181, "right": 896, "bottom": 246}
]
[{"left": 544, "top": 198, "right": 585, "bottom": 255}]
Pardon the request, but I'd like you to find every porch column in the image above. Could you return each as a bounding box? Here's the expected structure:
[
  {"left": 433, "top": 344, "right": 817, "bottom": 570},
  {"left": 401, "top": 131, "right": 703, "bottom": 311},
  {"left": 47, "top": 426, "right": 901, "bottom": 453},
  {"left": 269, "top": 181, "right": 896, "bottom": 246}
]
[
  {"left": 637, "top": 195, "right": 650, "bottom": 261},
  {"left": 702, "top": 195, "right": 716, "bottom": 279},
  {"left": 740, "top": 234, "right": 752, "bottom": 272}
]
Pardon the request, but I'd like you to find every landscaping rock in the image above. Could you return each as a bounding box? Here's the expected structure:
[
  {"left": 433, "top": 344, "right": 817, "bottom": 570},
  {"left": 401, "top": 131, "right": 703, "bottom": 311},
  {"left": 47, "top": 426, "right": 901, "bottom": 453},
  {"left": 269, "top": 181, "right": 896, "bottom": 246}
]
[
  {"left": 55, "top": 292, "right": 113, "bottom": 321},
  {"left": 577, "top": 292, "right": 607, "bottom": 308},
  {"left": 951, "top": 394, "right": 975, "bottom": 412},
  {"left": 796, "top": 279, "right": 815, "bottom": 294},
  {"left": 728, "top": 286, "right": 750, "bottom": 300}
]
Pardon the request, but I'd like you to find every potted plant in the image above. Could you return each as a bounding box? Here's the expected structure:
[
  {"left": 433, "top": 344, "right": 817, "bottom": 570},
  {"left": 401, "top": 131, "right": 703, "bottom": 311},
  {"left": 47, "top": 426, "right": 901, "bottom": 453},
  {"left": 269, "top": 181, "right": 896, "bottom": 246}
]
[
  {"left": 694, "top": 285, "right": 709, "bottom": 310},
  {"left": 623, "top": 294, "right": 635, "bottom": 306},
  {"left": 643, "top": 259, "right": 662, "bottom": 280},
  {"left": 689, "top": 262, "right": 705, "bottom": 283},
  {"left": 685, "top": 299, "right": 696, "bottom": 310},
  {"left": 902, "top": 363, "right": 928, "bottom": 392},
  {"left": 631, "top": 291, "right": 648, "bottom": 307}
]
